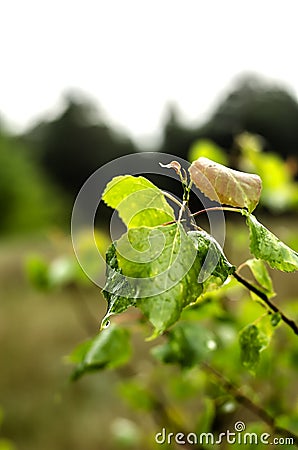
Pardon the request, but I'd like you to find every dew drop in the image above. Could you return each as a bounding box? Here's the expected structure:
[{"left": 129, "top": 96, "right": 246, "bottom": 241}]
[{"left": 103, "top": 320, "right": 111, "bottom": 329}]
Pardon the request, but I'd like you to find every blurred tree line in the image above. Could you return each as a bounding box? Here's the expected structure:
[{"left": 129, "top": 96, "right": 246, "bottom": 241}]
[{"left": 1, "top": 74, "right": 298, "bottom": 235}]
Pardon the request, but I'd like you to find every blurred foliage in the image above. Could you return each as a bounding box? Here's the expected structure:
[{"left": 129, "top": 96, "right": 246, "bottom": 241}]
[
  {"left": 189, "top": 139, "right": 228, "bottom": 165},
  {"left": 160, "top": 75, "right": 298, "bottom": 165},
  {"left": 26, "top": 228, "right": 110, "bottom": 290},
  {"left": 0, "top": 131, "right": 65, "bottom": 235},
  {"left": 237, "top": 133, "right": 298, "bottom": 211},
  {"left": 188, "top": 133, "right": 298, "bottom": 212}
]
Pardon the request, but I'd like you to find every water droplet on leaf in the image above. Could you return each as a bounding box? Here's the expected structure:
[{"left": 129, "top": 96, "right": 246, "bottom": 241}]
[{"left": 103, "top": 320, "right": 111, "bottom": 329}]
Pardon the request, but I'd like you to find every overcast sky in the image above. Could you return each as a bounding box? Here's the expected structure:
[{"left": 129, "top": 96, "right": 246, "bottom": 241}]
[{"left": 1, "top": 0, "right": 298, "bottom": 144}]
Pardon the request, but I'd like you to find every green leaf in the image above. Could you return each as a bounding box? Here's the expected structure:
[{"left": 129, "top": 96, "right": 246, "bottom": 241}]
[
  {"left": 101, "top": 243, "right": 135, "bottom": 329},
  {"left": 71, "top": 325, "right": 131, "bottom": 380},
  {"left": 101, "top": 226, "right": 236, "bottom": 337},
  {"left": 152, "top": 322, "right": 217, "bottom": 367},
  {"left": 116, "top": 223, "right": 203, "bottom": 337},
  {"left": 102, "top": 175, "right": 174, "bottom": 228},
  {"left": 239, "top": 323, "right": 269, "bottom": 372},
  {"left": 187, "top": 229, "right": 236, "bottom": 291},
  {"left": 26, "top": 257, "right": 50, "bottom": 290},
  {"left": 239, "top": 313, "right": 277, "bottom": 372},
  {"left": 189, "top": 157, "right": 262, "bottom": 212},
  {"left": 244, "top": 258, "right": 275, "bottom": 298},
  {"left": 118, "top": 381, "right": 155, "bottom": 411},
  {"left": 245, "top": 213, "right": 298, "bottom": 272}
]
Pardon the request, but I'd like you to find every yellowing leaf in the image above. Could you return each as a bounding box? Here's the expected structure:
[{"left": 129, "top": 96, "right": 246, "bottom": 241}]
[
  {"left": 244, "top": 258, "right": 275, "bottom": 298},
  {"left": 189, "top": 157, "right": 262, "bottom": 212}
]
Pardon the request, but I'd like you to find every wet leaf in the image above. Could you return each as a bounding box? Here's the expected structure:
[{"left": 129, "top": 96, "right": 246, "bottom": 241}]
[
  {"left": 245, "top": 213, "right": 298, "bottom": 272},
  {"left": 188, "top": 229, "right": 236, "bottom": 290},
  {"left": 116, "top": 223, "right": 203, "bottom": 337},
  {"left": 101, "top": 243, "right": 135, "bottom": 329}
]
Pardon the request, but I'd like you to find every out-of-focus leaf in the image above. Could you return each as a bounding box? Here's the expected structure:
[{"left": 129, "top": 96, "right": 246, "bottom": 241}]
[
  {"left": 118, "top": 381, "right": 155, "bottom": 411},
  {"left": 152, "top": 322, "right": 217, "bottom": 367},
  {"left": 245, "top": 213, "right": 298, "bottom": 272},
  {"left": 102, "top": 175, "right": 174, "bottom": 228},
  {"left": 71, "top": 325, "right": 131, "bottom": 380},
  {"left": 67, "top": 339, "right": 93, "bottom": 364},
  {"left": 189, "top": 139, "right": 228, "bottom": 165},
  {"left": 237, "top": 132, "right": 298, "bottom": 212},
  {"left": 239, "top": 313, "right": 278, "bottom": 372},
  {"left": 244, "top": 258, "right": 275, "bottom": 298},
  {"left": 189, "top": 157, "right": 262, "bottom": 212},
  {"left": 110, "top": 417, "right": 141, "bottom": 447},
  {"left": 239, "top": 324, "right": 269, "bottom": 372},
  {"left": 26, "top": 257, "right": 50, "bottom": 290}
]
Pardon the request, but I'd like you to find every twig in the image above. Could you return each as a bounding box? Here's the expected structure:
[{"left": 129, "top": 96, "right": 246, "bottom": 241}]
[
  {"left": 233, "top": 272, "right": 298, "bottom": 336},
  {"left": 161, "top": 190, "right": 184, "bottom": 209},
  {"left": 191, "top": 206, "right": 242, "bottom": 217},
  {"left": 202, "top": 362, "right": 298, "bottom": 445}
]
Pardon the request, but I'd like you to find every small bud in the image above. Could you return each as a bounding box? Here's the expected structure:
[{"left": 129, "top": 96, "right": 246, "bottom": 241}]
[{"left": 159, "top": 161, "right": 181, "bottom": 175}]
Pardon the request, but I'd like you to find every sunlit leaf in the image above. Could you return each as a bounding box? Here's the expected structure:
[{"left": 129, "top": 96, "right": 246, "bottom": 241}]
[
  {"left": 189, "top": 157, "right": 262, "bottom": 212},
  {"left": 189, "top": 139, "right": 228, "bottom": 165},
  {"left": 245, "top": 213, "right": 298, "bottom": 272},
  {"left": 102, "top": 175, "right": 174, "bottom": 228}
]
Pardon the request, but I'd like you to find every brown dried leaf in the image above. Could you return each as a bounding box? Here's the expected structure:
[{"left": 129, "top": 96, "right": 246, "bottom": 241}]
[{"left": 189, "top": 157, "right": 262, "bottom": 212}]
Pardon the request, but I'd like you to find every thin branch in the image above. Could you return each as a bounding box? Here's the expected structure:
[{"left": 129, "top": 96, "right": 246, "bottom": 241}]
[
  {"left": 233, "top": 272, "right": 298, "bottom": 336},
  {"left": 161, "top": 190, "right": 184, "bottom": 209},
  {"left": 202, "top": 362, "right": 298, "bottom": 445},
  {"left": 191, "top": 206, "right": 242, "bottom": 218}
]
